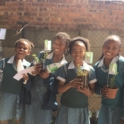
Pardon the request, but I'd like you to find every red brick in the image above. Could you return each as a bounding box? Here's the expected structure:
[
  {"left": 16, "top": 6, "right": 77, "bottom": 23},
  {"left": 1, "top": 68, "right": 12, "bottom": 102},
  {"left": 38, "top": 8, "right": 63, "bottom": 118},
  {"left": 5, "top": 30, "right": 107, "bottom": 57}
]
[
  {"left": 10, "top": 7, "right": 18, "bottom": 11},
  {"left": 111, "top": 5, "right": 120, "bottom": 9},
  {"left": 24, "top": 2, "right": 31, "bottom": 6},
  {"left": 0, "top": 11, "right": 4, "bottom": 16},
  {"left": 5, "top": 2, "right": 19, "bottom": 6},
  {"left": 10, "top": 16, "right": 22, "bottom": 21},
  {"left": 24, "top": 12, "right": 31, "bottom": 16},
  {"left": 18, "top": 7, "right": 25, "bottom": 11},
  {"left": 23, "top": 16, "right": 33, "bottom": 21},
  {"left": 0, "top": 1, "right": 5, "bottom": 6},
  {"left": 31, "top": 12, "right": 37, "bottom": 16},
  {"left": 0, "top": 6, "right": 9, "bottom": 11},
  {"left": 31, "top": 7, "right": 39, "bottom": 11},
  {"left": 32, "top": 2, "right": 40, "bottom": 6},
  {"left": 8, "top": 12, "right": 17, "bottom": 16},
  {"left": 117, "top": 15, "right": 124, "bottom": 19},
  {"left": 24, "top": 7, "right": 31, "bottom": 11},
  {"left": 0, "top": 0, "right": 123, "bottom": 31},
  {"left": 112, "top": 9, "right": 124, "bottom": 15}
]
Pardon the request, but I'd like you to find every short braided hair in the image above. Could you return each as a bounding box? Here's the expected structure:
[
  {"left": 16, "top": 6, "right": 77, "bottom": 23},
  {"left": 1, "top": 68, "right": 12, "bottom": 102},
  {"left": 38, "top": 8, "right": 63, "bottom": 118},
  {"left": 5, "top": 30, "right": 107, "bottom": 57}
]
[
  {"left": 53, "top": 32, "right": 70, "bottom": 56},
  {"left": 15, "top": 38, "right": 34, "bottom": 51}
]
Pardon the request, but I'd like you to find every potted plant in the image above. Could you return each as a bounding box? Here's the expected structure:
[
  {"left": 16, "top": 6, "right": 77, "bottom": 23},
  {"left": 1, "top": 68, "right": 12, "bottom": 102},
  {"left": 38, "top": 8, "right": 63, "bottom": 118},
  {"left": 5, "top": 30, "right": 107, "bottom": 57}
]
[
  {"left": 32, "top": 52, "right": 48, "bottom": 72},
  {"left": 105, "top": 63, "right": 118, "bottom": 99},
  {"left": 32, "top": 39, "right": 51, "bottom": 72},
  {"left": 77, "top": 64, "right": 89, "bottom": 89}
]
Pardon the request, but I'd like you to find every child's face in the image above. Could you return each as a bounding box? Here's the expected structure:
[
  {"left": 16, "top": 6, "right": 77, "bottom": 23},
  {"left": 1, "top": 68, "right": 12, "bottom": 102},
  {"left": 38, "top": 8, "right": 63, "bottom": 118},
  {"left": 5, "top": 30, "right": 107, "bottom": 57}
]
[
  {"left": 15, "top": 40, "right": 30, "bottom": 59},
  {"left": 102, "top": 40, "right": 121, "bottom": 59},
  {"left": 71, "top": 42, "right": 86, "bottom": 63},
  {"left": 52, "top": 39, "right": 67, "bottom": 55}
]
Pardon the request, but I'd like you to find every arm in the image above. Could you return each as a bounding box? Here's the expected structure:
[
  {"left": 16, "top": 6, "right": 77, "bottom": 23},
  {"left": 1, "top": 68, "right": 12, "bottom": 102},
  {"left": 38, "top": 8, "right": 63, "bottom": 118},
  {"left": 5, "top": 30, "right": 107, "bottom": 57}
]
[
  {"left": 30, "top": 63, "right": 42, "bottom": 76},
  {"left": 89, "top": 83, "right": 95, "bottom": 95},
  {"left": 121, "top": 88, "right": 124, "bottom": 123},
  {"left": 39, "top": 70, "right": 50, "bottom": 79},
  {"left": 93, "top": 63, "right": 103, "bottom": 95},
  {"left": 22, "top": 74, "right": 29, "bottom": 84},
  {"left": 22, "top": 74, "right": 34, "bottom": 91},
  {"left": 95, "top": 81, "right": 103, "bottom": 95},
  {"left": 77, "top": 83, "right": 95, "bottom": 96},
  {"left": 121, "top": 119, "right": 124, "bottom": 124},
  {"left": 58, "top": 79, "right": 81, "bottom": 93},
  {"left": 58, "top": 81, "right": 70, "bottom": 93},
  {"left": 119, "top": 58, "right": 124, "bottom": 122}
]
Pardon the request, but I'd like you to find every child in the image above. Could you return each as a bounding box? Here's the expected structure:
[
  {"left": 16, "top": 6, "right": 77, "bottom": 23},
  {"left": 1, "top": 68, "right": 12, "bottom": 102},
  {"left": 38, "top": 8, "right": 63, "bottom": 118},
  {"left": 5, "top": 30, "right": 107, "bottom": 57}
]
[
  {"left": 0, "top": 38, "right": 34, "bottom": 124},
  {"left": 55, "top": 36, "right": 97, "bottom": 124},
  {"left": 94, "top": 35, "right": 124, "bottom": 124},
  {"left": 21, "top": 32, "right": 70, "bottom": 124}
]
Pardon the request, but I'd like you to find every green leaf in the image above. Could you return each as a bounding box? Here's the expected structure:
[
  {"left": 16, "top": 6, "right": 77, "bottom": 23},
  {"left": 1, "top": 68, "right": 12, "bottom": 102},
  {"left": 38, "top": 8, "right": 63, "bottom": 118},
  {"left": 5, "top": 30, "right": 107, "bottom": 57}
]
[
  {"left": 109, "top": 63, "right": 118, "bottom": 75},
  {"left": 32, "top": 54, "right": 39, "bottom": 63}
]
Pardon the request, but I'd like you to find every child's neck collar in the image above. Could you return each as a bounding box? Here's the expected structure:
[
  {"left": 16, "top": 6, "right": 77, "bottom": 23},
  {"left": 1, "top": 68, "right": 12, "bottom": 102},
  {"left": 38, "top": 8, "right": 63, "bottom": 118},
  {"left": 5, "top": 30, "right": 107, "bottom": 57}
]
[
  {"left": 75, "top": 62, "right": 83, "bottom": 68},
  {"left": 98, "top": 55, "right": 119, "bottom": 68},
  {"left": 104, "top": 59, "right": 112, "bottom": 68},
  {"left": 53, "top": 54, "right": 63, "bottom": 63}
]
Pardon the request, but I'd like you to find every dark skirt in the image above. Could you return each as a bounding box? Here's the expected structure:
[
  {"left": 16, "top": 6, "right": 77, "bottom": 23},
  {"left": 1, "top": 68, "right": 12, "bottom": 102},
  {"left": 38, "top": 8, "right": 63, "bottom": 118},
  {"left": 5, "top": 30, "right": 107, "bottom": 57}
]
[
  {"left": 97, "top": 105, "right": 121, "bottom": 124},
  {"left": 21, "top": 76, "right": 52, "bottom": 124},
  {"left": 55, "top": 104, "right": 90, "bottom": 124},
  {"left": 0, "top": 93, "right": 22, "bottom": 120}
]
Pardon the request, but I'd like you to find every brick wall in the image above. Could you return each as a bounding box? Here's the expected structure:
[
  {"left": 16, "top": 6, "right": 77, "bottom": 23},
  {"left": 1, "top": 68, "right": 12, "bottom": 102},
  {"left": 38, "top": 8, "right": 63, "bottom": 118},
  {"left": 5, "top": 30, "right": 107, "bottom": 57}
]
[
  {"left": 0, "top": 0, "right": 124, "bottom": 31},
  {"left": 0, "top": 0, "right": 124, "bottom": 122}
]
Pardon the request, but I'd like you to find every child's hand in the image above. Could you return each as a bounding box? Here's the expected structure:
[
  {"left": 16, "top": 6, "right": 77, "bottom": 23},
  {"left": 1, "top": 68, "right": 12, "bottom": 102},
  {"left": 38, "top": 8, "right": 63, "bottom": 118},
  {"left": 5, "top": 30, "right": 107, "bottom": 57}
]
[
  {"left": 31, "top": 63, "right": 42, "bottom": 75},
  {"left": 22, "top": 74, "right": 29, "bottom": 81},
  {"left": 77, "top": 87, "right": 91, "bottom": 96},
  {"left": 77, "top": 83, "right": 95, "bottom": 96},
  {"left": 39, "top": 70, "right": 50, "bottom": 79},
  {"left": 68, "top": 78, "right": 82, "bottom": 89},
  {"left": 101, "top": 86, "right": 108, "bottom": 98},
  {"left": 121, "top": 119, "right": 124, "bottom": 124}
]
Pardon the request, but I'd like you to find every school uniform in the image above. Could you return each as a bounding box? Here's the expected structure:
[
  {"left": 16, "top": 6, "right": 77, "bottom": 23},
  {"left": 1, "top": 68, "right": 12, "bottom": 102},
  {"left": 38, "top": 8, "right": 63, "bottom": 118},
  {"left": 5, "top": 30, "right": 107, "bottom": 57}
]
[
  {"left": 21, "top": 51, "right": 67, "bottom": 124},
  {"left": 0, "top": 56, "right": 31, "bottom": 120},
  {"left": 56, "top": 61, "right": 97, "bottom": 124},
  {"left": 94, "top": 56, "right": 124, "bottom": 124}
]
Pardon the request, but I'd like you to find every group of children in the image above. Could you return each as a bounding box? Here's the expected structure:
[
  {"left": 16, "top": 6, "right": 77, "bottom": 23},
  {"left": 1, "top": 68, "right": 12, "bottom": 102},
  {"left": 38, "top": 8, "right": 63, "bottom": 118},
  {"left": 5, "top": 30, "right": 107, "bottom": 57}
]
[{"left": 0, "top": 32, "right": 124, "bottom": 124}]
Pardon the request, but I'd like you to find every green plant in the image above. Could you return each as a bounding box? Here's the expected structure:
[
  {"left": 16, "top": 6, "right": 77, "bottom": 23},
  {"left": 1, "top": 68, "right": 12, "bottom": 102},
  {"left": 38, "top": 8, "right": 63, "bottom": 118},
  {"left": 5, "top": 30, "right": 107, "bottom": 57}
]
[
  {"left": 77, "top": 64, "right": 88, "bottom": 77},
  {"left": 32, "top": 52, "right": 48, "bottom": 64},
  {"left": 32, "top": 54, "right": 40, "bottom": 63},
  {"left": 43, "top": 52, "right": 48, "bottom": 59},
  {"left": 108, "top": 63, "right": 118, "bottom": 88},
  {"left": 109, "top": 72, "right": 118, "bottom": 88}
]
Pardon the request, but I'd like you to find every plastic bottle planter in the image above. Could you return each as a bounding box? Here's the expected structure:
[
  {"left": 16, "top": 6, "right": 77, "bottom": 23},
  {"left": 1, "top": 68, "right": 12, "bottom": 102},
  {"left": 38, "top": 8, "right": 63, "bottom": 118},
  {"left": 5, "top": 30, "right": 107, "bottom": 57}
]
[
  {"left": 40, "top": 52, "right": 48, "bottom": 72},
  {"left": 40, "top": 59, "right": 46, "bottom": 72},
  {"left": 32, "top": 54, "right": 46, "bottom": 72},
  {"left": 77, "top": 68, "right": 89, "bottom": 89}
]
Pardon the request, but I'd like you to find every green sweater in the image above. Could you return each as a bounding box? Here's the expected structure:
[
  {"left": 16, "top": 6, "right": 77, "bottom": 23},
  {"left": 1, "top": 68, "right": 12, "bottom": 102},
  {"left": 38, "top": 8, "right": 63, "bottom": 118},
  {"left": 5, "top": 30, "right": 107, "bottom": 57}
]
[
  {"left": 1, "top": 58, "right": 30, "bottom": 94},
  {"left": 94, "top": 56, "right": 124, "bottom": 118},
  {"left": 61, "top": 68, "right": 88, "bottom": 108},
  {"left": 57, "top": 62, "right": 96, "bottom": 108}
]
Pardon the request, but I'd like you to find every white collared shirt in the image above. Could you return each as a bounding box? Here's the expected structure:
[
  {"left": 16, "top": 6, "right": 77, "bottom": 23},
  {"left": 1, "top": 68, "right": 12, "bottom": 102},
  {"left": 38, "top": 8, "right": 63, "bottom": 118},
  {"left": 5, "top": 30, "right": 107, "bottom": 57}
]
[
  {"left": 98, "top": 56, "right": 119, "bottom": 68},
  {"left": 7, "top": 56, "right": 30, "bottom": 84},
  {"left": 68, "top": 61, "right": 90, "bottom": 71},
  {"left": 46, "top": 51, "right": 67, "bottom": 65},
  {"left": 57, "top": 60, "right": 97, "bottom": 84},
  {"left": 7, "top": 56, "right": 28, "bottom": 66}
]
